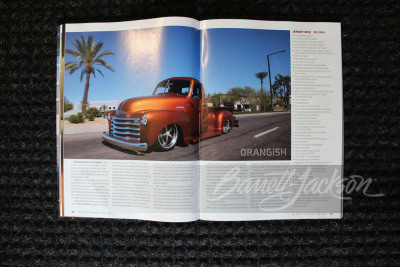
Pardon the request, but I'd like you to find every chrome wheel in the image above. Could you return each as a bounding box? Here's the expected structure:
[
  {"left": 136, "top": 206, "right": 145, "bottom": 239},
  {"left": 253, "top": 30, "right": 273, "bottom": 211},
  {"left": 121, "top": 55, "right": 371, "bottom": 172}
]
[
  {"left": 157, "top": 124, "right": 178, "bottom": 150},
  {"left": 222, "top": 119, "right": 230, "bottom": 134}
]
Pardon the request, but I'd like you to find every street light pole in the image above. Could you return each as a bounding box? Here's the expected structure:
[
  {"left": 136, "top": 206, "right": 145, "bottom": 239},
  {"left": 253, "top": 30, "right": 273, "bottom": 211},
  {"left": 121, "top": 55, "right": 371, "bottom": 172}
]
[{"left": 267, "top": 50, "right": 285, "bottom": 112}]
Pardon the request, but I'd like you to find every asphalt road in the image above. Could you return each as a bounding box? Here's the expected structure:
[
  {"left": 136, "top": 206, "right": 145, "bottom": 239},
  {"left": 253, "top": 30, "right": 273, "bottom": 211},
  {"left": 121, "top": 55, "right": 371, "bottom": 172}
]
[{"left": 64, "top": 112, "right": 291, "bottom": 161}]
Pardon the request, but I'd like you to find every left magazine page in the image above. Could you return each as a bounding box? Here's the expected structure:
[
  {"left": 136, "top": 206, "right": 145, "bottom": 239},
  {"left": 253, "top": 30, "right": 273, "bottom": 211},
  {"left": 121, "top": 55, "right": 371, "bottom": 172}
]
[{"left": 56, "top": 17, "right": 201, "bottom": 222}]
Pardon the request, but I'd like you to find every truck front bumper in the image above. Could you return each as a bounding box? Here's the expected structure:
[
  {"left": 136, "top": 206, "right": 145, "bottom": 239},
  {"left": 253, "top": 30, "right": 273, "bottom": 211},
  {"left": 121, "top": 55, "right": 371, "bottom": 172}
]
[{"left": 102, "top": 132, "right": 148, "bottom": 152}]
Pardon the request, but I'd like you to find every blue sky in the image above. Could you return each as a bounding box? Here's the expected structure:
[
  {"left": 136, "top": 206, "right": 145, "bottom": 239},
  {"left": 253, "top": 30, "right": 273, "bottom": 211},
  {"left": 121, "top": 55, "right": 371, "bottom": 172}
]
[
  {"left": 201, "top": 28, "right": 290, "bottom": 94},
  {"left": 64, "top": 26, "right": 290, "bottom": 103}
]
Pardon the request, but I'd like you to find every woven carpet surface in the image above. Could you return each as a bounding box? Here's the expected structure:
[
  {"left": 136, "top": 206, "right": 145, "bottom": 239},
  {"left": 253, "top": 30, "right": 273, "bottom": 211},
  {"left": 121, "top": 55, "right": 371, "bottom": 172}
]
[{"left": 1, "top": 0, "right": 399, "bottom": 265}]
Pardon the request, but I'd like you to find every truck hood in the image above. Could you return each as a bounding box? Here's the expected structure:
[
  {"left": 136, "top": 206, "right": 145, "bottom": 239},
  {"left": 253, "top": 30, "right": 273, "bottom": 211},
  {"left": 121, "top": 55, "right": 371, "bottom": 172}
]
[{"left": 117, "top": 95, "right": 188, "bottom": 114}]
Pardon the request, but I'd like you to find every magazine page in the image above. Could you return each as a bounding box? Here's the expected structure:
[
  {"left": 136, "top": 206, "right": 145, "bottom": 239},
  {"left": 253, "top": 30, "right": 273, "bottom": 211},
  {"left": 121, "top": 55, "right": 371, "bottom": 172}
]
[
  {"left": 199, "top": 20, "right": 343, "bottom": 220},
  {"left": 57, "top": 17, "right": 202, "bottom": 222}
]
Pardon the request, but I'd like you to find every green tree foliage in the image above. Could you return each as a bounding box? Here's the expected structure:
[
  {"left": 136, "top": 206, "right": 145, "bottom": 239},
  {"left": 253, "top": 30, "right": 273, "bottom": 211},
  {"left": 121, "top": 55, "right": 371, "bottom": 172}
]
[
  {"left": 64, "top": 97, "right": 74, "bottom": 112},
  {"left": 251, "top": 90, "right": 272, "bottom": 111},
  {"left": 205, "top": 93, "right": 211, "bottom": 103},
  {"left": 65, "top": 35, "right": 115, "bottom": 116},
  {"left": 221, "top": 94, "right": 235, "bottom": 106},
  {"left": 226, "top": 87, "right": 255, "bottom": 111},
  {"left": 209, "top": 93, "right": 223, "bottom": 106},
  {"left": 247, "top": 88, "right": 262, "bottom": 106},
  {"left": 272, "top": 74, "right": 291, "bottom": 110},
  {"left": 87, "top": 107, "right": 102, "bottom": 118},
  {"left": 226, "top": 87, "right": 244, "bottom": 110}
]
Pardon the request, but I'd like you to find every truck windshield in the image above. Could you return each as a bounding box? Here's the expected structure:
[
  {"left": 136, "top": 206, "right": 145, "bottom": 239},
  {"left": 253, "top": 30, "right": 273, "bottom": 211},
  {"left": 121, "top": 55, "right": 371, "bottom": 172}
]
[{"left": 153, "top": 80, "right": 191, "bottom": 96}]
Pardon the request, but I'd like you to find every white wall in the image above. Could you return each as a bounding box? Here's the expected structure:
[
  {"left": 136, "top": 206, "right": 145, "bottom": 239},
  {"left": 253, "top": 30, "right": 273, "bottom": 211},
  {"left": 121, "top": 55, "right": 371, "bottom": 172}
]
[{"left": 64, "top": 100, "right": 121, "bottom": 117}]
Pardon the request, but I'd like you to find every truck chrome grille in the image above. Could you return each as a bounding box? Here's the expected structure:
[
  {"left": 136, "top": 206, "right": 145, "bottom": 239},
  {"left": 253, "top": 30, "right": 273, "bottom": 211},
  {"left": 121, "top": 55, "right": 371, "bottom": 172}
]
[{"left": 111, "top": 116, "right": 140, "bottom": 141}]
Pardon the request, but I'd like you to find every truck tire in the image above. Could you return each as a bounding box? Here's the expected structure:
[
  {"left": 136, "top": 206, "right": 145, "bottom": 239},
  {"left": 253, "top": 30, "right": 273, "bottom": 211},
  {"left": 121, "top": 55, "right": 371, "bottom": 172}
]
[
  {"left": 222, "top": 119, "right": 230, "bottom": 134},
  {"left": 154, "top": 124, "right": 179, "bottom": 151}
]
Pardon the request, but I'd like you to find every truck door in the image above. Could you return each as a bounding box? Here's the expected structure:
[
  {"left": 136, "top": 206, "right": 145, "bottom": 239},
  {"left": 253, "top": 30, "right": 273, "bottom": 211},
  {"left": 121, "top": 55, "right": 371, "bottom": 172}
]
[
  {"left": 190, "top": 82, "right": 201, "bottom": 137},
  {"left": 192, "top": 82, "right": 208, "bottom": 135},
  {"left": 198, "top": 83, "right": 208, "bottom": 133}
]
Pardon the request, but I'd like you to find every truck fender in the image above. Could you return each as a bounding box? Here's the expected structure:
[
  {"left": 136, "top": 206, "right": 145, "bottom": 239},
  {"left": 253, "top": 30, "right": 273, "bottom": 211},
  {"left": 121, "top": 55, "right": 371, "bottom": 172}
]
[
  {"left": 215, "top": 110, "right": 234, "bottom": 133},
  {"left": 139, "top": 110, "right": 191, "bottom": 147}
]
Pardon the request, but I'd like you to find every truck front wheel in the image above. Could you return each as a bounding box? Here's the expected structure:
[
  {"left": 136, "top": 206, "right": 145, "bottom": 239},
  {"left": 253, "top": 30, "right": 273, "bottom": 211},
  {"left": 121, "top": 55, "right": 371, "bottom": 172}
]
[{"left": 154, "top": 124, "right": 179, "bottom": 151}]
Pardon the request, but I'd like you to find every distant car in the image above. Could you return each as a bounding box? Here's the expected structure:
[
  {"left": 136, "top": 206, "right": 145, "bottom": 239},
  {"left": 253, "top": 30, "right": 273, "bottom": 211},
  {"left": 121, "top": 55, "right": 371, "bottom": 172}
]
[{"left": 103, "top": 77, "right": 239, "bottom": 151}]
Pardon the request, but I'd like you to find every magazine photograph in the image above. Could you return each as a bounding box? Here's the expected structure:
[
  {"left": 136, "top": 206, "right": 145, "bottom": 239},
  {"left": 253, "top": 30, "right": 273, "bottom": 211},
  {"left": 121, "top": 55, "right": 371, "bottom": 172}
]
[{"left": 62, "top": 22, "right": 291, "bottom": 161}]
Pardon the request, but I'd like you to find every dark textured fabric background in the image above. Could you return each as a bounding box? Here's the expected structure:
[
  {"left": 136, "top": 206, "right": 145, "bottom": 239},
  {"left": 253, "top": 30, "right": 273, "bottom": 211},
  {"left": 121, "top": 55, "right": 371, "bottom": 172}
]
[{"left": 1, "top": 0, "right": 399, "bottom": 265}]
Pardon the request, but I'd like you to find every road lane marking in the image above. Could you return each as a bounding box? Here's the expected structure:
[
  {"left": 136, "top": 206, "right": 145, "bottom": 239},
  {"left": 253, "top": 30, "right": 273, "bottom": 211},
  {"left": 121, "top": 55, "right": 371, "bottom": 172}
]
[{"left": 254, "top": 127, "right": 279, "bottom": 138}]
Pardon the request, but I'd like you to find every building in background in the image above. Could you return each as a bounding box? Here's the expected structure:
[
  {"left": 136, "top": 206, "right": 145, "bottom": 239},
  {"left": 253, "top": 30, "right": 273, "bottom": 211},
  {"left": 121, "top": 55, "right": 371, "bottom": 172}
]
[{"left": 64, "top": 100, "right": 121, "bottom": 117}]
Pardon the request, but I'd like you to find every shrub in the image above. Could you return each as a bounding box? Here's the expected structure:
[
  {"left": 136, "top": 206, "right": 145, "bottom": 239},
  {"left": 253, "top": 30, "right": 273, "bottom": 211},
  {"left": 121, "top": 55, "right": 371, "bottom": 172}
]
[
  {"left": 87, "top": 107, "right": 102, "bottom": 117},
  {"left": 64, "top": 97, "right": 74, "bottom": 112},
  {"left": 274, "top": 99, "right": 285, "bottom": 107},
  {"left": 88, "top": 113, "right": 95, "bottom": 121},
  {"left": 68, "top": 114, "right": 84, "bottom": 124}
]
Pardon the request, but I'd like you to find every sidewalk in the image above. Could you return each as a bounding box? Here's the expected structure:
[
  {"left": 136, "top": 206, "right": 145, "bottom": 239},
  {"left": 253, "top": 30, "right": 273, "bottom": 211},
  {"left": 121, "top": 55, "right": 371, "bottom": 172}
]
[
  {"left": 64, "top": 118, "right": 108, "bottom": 135},
  {"left": 234, "top": 111, "right": 290, "bottom": 118}
]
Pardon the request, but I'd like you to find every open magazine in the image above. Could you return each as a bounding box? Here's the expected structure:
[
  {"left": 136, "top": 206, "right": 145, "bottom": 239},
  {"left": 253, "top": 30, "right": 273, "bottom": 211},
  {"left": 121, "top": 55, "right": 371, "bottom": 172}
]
[{"left": 56, "top": 17, "right": 343, "bottom": 222}]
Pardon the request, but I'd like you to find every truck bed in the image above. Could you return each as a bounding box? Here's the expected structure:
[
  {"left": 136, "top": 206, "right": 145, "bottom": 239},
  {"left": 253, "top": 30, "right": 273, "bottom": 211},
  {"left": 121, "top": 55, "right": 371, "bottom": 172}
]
[{"left": 207, "top": 106, "right": 234, "bottom": 113}]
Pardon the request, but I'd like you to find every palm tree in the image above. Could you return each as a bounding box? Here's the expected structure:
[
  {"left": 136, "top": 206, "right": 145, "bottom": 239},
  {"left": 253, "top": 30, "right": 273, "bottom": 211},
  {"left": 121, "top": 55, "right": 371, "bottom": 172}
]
[
  {"left": 255, "top": 72, "right": 268, "bottom": 92},
  {"left": 101, "top": 104, "right": 108, "bottom": 118},
  {"left": 255, "top": 72, "right": 268, "bottom": 111},
  {"left": 65, "top": 35, "right": 115, "bottom": 116}
]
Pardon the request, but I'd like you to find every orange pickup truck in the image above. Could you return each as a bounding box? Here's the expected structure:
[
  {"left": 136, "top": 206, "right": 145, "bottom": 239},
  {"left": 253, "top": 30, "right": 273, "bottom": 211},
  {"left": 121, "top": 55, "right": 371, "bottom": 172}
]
[{"left": 102, "top": 77, "right": 239, "bottom": 151}]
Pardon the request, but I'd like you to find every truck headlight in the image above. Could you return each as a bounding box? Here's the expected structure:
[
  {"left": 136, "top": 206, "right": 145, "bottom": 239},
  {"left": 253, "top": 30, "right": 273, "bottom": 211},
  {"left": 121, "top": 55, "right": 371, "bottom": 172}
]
[
  {"left": 107, "top": 112, "right": 111, "bottom": 121},
  {"left": 141, "top": 114, "right": 147, "bottom": 126}
]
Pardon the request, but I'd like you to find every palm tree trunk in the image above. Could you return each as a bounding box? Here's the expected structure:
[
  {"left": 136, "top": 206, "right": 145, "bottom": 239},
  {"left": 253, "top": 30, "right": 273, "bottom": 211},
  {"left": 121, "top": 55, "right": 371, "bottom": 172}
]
[{"left": 82, "top": 71, "right": 90, "bottom": 116}]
